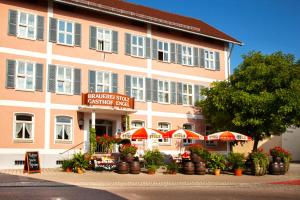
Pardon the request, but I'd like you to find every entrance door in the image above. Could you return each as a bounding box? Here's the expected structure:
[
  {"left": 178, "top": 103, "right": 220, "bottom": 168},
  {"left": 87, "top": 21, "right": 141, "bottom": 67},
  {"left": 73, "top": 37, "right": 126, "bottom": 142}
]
[{"left": 94, "top": 120, "right": 113, "bottom": 153}]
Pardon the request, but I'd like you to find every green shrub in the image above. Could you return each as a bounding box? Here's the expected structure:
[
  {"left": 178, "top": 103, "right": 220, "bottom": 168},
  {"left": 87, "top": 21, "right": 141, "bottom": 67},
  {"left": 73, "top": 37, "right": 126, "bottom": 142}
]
[
  {"left": 72, "top": 152, "right": 89, "bottom": 170},
  {"left": 61, "top": 159, "right": 74, "bottom": 171},
  {"left": 227, "top": 152, "right": 245, "bottom": 170},
  {"left": 143, "top": 150, "right": 164, "bottom": 168},
  {"left": 207, "top": 153, "right": 226, "bottom": 170}
]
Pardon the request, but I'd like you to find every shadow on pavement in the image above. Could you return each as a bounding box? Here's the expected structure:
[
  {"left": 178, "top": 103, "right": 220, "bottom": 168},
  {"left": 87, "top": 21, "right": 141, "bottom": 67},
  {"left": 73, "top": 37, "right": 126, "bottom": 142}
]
[{"left": 0, "top": 172, "right": 126, "bottom": 200}]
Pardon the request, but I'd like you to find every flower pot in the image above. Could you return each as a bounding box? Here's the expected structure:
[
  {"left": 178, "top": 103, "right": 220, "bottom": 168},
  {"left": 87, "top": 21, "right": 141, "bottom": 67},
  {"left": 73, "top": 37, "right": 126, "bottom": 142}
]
[
  {"left": 234, "top": 168, "right": 243, "bottom": 176},
  {"left": 76, "top": 167, "right": 84, "bottom": 174},
  {"left": 148, "top": 169, "right": 156, "bottom": 175},
  {"left": 214, "top": 169, "right": 221, "bottom": 176},
  {"left": 66, "top": 167, "right": 73, "bottom": 172}
]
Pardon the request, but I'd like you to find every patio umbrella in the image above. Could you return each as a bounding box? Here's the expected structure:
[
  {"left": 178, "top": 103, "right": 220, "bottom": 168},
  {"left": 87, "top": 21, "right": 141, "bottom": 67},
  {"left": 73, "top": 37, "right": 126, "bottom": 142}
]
[
  {"left": 205, "top": 131, "right": 252, "bottom": 153},
  {"left": 165, "top": 129, "right": 205, "bottom": 153}
]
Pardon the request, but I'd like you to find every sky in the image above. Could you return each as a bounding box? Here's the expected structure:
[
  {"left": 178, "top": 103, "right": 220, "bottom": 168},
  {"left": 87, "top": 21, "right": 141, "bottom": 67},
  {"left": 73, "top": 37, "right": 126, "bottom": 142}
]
[{"left": 127, "top": 0, "right": 300, "bottom": 73}]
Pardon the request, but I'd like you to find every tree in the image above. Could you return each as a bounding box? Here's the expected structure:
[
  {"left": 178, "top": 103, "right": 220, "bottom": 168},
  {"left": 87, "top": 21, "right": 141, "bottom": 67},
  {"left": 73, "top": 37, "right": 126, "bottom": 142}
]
[{"left": 197, "top": 51, "right": 300, "bottom": 151}]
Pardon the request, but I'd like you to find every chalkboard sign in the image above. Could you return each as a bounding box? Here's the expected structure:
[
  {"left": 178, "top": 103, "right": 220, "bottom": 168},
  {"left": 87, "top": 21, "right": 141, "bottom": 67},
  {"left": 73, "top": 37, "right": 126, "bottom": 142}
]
[{"left": 24, "top": 151, "right": 41, "bottom": 173}]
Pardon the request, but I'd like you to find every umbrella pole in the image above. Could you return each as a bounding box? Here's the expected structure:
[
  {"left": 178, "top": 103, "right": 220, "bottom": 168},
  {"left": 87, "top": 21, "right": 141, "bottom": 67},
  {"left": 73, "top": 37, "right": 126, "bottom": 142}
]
[{"left": 226, "top": 141, "right": 230, "bottom": 154}]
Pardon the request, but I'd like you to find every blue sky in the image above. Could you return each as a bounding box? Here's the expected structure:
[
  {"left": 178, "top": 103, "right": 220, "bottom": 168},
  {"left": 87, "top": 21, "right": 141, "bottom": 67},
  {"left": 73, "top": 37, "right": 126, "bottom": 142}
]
[{"left": 128, "top": 0, "right": 300, "bottom": 73}]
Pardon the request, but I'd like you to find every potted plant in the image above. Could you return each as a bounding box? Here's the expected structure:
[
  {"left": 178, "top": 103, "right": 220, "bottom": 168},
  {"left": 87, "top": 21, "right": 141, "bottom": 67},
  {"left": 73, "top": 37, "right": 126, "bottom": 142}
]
[
  {"left": 207, "top": 153, "right": 226, "bottom": 176},
  {"left": 61, "top": 159, "right": 74, "bottom": 172},
  {"left": 119, "top": 144, "right": 138, "bottom": 162},
  {"left": 72, "top": 152, "right": 89, "bottom": 174},
  {"left": 248, "top": 149, "right": 269, "bottom": 176},
  {"left": 166, "top": 162, "right": 178, "bottom": 174},
  {"left": 143, "top": 150, "right": 164, "bottom": 174},
  {"left": 188, "top": 144, "right": 210, "bottom": 162},
  {"left": 227, "top": 152, "right": 245, "bottom": 176},
  {"left": 147, "top": 164, "right": 158, "bottom": 174},
  {"left": 269, "top": 146, "right": 292, "bottom": 173}
]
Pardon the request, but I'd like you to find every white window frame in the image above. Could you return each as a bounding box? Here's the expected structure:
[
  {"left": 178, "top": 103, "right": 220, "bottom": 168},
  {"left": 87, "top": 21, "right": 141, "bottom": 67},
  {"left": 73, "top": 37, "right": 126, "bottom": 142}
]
[
  {"left": 131, "top": 35, "right": 145, "bottom": 58},
  {"left": 182, "top": 45, "right": 193, "bottom": 66},
  {"left": 17, "top": 11, "right": 36, "bottom": 40},
  {"left": 131, "top": 76, "right": 145, "bottom": 101},
  {"left": 183, "top": 123, "right": 195, "bottom": 145},
  {"left": 56, "top": 66, "right": 73, "bottom": 95},
  {"left": 157, "top": 40, "right": 170, "bottom": 62},
  {"left": 13, "top": 113, "right": 34, "bottom": 142},
  {"left": 157, "top": 122, "right": 171, "bottom": 145},
  {"left": 131, "top": 120, "right": 145, "bottom": 144},
  {"left": 158, "top": 80, "right": 170, "bottom": 104},
  {"left": 54, "top": 115, "right": 73, "bottom": 143},
  {"left": 15, "top": 61, "right": 35, "bottom": 91},
  {"left": 96, "top": 71, "right": 111, "bottom": 93},
  {"left": 204, "top": 50, "right": 215, "bottom": 70},
  {"left": 182, "top": 83, "right": 193, "bottom": 106},
  {"left": 96, "top": 27, "right": 112, "bottom": 52},
  {"left": 57, "top": 19, "right": 74, "bottom": 46},
  {"left": 197, "top": 85, "right": 206, "bottom": 101}
]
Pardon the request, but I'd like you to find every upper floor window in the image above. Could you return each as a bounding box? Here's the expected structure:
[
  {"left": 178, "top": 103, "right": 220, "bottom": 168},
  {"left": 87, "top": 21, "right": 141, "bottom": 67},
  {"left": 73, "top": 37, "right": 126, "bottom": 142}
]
[
  {"left": 14, "top": 113, "right": 34, "bottom": 142},
  {"left": 55, "top": 116, "right": 72, "bottom": 143},
  {"left": 131, "top": 35, "right": 144, "bottom": 57},
  {"left": 182, "top": 46, "right": 193, "bottom": 66},
  {"left": 96, "top": 71, "right": 111, "bottom": 92},
  {"left": 16, "top": 61, "right": 35, "bottom": 91},
  {"left": 56, "top": 66, "right": 73, "bottom": 94},
  {"left": 131, "top": 76, "right": 144, "bottom": 101},
  {"left": 205, "top": 50, "right": 215, "bottom": 70},
  {"left": 58, "top": 20, "right": 74, "bottom": 45},
  {"left": 18, "top": 12, "right": 36, "bottom": 40},
  {"left": 158, "top": 122, "right": 171, "bottom": 144},
  {"left": 158, "top": 80, "right": 170, "bottom": 104},
  {"left": 183, "top": 83, "right": 193, "bottom": 105},
  {"left": 158, "top": 41, "right": 169, "bottom": 62},
  {"left": 131, "top": 120, "right": 144, "bottom": 143},
  {"left": 97, "top": 28, "right": 111, "bottom": 52}
]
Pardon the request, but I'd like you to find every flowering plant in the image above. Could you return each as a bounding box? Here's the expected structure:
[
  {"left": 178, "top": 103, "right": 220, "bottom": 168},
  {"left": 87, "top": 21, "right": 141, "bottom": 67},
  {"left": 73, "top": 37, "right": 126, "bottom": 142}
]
[
  {"left": 188, "top": 144, "right": 210, "bottom": 161},
  {"left": 119, "top": 144, "right": 138, "bottom": 156},
  {"left": 269, "top": 146, "right": 291, "bottom": 161},
  {"left": 96, "top": 134, "right": 121, "bottom": 153}
]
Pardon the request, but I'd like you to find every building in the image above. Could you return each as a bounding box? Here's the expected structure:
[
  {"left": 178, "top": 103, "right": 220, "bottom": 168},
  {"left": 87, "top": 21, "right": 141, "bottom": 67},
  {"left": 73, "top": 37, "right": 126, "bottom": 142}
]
[{"left": 0, "top": 0, "right": 241, "bottom": 169}]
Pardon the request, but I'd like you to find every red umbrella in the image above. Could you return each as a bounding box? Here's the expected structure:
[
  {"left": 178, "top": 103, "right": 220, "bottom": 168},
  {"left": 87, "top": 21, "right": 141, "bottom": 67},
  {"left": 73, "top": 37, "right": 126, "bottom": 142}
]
[
  {"left": 120, "top": 127, "right": 166, "bottom": 139},
  {"left": 205, "top": 131, "right": 252, "bottom": 141},
  {"left": 166, "top": 129, "right": 204, "bottom": 140}
]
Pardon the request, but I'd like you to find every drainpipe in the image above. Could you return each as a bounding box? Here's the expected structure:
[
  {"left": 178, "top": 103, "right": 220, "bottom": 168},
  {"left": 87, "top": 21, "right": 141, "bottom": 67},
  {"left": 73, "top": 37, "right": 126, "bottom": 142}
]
[{"left": 227, "top": 43, "right": 235, "bottom": 78}]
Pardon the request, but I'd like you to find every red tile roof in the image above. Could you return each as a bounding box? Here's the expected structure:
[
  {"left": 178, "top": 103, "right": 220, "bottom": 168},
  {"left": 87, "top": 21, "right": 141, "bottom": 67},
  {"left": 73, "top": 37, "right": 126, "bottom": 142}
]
[{"left": 57, "top": 0, "right": 242, "bottom": 44}]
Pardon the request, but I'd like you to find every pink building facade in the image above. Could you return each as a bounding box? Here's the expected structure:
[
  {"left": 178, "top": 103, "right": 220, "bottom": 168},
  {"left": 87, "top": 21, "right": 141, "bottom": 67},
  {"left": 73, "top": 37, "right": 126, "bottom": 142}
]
[{"left": 0, "top": 0, "right": 241, "bottom": 169}]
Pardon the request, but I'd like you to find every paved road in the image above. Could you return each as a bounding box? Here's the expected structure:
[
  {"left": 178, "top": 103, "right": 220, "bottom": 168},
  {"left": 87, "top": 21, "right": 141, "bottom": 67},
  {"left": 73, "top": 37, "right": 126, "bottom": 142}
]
[{"left": 0, "top": 184, "right": 300, "bottom": 200}]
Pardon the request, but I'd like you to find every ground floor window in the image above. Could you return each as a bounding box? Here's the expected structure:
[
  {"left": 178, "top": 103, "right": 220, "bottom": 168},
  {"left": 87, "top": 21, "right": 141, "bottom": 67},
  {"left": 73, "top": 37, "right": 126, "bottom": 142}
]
[
  {"left": 158, "top": 122, "right": 171, "bottom": 145},
  {"left": 183, "top": 123, "right": 194, "bottom": 145},
  {"left": 14, "top": 113, "right": 34, "bottom": 142},
  {"left": 55, "top": 116, "right": 72, "bottom": 143}
]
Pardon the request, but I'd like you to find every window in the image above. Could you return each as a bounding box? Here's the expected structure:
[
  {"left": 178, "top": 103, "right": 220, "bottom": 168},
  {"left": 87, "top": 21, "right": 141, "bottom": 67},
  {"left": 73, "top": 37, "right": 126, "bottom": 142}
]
[
  {"left": 14, "top": 113, "right": 34, "bottom": 141},
  {"left": 183, "top": 83, "right": 193, "bottom": 105},
  {"left": 56, "top": 66, "right": 73, "bottom": 94},
  {"left": 16, "top": 61, "right": 35, "bottom": 91},
  {"left": 158, "top": 80, "right": 170, "bottom": 103},
  {"left": 182, "top": 46, "right": 193, "bottom": 66},
  {"left": 197, "top": 85, "right": 206, "bottom": 101},
  {"left": 55, "top": 116, "right": 72, "bottom": 142},
  {"left": 158, "top": 41, "right": 169, "bottom": 62},
  {"left": 158, "top": 122, "right": 171, "bottom": 144},
  {"left": 183, "top": 123, "right": 194, "bottom": 144},
  {"left": 131, "top": 76, "right": 144, "bottom": 101},
  {"left": 96, "top": 71, "right": 111, "bottom": 92},
  {"left": 58, "top": 20, "right": 74, "bottom": 45},
  {"left": 18, "top": 12, "right": 36, "bottom": 39},
  {"left": 131, "top": 35, "right": 144, "bottom": 57},
  {"left": 97, "top": 28, "right": 111, "bottom": 52},
  {"left": 131, "top": 120, "right": 144, "bottom": 143},
  {"left": 205, "top": 50, "right": 215, "bottom": 70}
]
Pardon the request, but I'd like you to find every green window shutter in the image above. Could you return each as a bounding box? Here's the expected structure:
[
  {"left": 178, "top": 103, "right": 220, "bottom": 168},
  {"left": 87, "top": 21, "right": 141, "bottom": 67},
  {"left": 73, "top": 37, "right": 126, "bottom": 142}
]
[
  {"left": 48, "top": 64, "right": 56, "bottom": 93},
  {"left": 146, "top": 78, "right": 152, "bottom": 102},
  {"left": 74, "top": 23, "right": 81, "bottom": 47},
  {"left": 88, "top": 70, "right": 96, "bottom": 93},
  {"left": 125, "top": 75, "right": 131, "bottom": 96},
  {"left": 125, "top": 33, "right": 131, "bottom": 55},
  {"left": 176, "top": 82, "right": 183, "bottom": 105},
  {"left": 170, "top": 81, "right": 177, "bottom": 104},
  {"left": 170, "top": 43, "right": 176, "bottom": 63},
  {"left": 145, "top": 37, "right": 151, "bottom": 59},
  {"left": 35, "top": 63, "right": 43, "bottom": 91},
  {"left": 89, "top": 26, "right": 96, "bottom": 49},
  {"left": 6, "top": 59, "right": 16, "bottom": 88},
  {"left": 73, "top": 68, "right": 81, "bottom": 95},
  {"left": 36, "top": 16, "right": 44, "bottom": 40},
  {"left": 49, "top": 18, "right": 57, "bottom": 43},
  {"left": 111, "top": 73, "right": 118, "bottom": 93},
  {"left": 215, "top": 52, "right": 220, "bottom": 71},
  {"left": 8, "top": 10, "right": 17, "bottom": 36},
  {"left": 152, "top": 39, "right": 157, "bottom": 60},
  {"left": 199, "top": 48, "right": 205, "bottom": 68},
  {"left": 152, "top": 79, "right": 158, "bottom": 103},
  {"left": 193, "top": 47, "right": 199, "bottom": 67},
  {"left": 176, "top": 44, "right": 182, "bottom": 65},
  {"left": 111, "top": 30, "right": 118, "bottom": 53},
  {"left": 194, "top": 85, "right": 200, "bottom": 105}
]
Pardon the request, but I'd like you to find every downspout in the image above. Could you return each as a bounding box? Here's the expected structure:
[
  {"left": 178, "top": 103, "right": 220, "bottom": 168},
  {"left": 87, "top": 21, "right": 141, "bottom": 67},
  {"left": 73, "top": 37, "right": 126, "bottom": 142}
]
[{"left": 227, "top": 43, "right": 235, "bottom": 78}]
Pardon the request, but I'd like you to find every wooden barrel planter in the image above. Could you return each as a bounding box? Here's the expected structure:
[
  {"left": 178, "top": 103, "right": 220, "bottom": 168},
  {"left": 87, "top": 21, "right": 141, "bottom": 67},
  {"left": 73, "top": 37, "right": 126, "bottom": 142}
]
[
  {"left": 191, "top": 153, "right": 201, "bottom": 163},
  {"left": 269, "top": 157, "right": 285, "bottom": 175},
  {"left": 183, "top": 161, "right": 195, "bottom": 175},
  {"left": 194, "top": 162, "right": 206, "bottom": 175},
  {"left": 118, "top": 162, "right": 129, "bottom": 174},
  {"left": 129, "top": 161, "right": 140, "bottom": 174}
]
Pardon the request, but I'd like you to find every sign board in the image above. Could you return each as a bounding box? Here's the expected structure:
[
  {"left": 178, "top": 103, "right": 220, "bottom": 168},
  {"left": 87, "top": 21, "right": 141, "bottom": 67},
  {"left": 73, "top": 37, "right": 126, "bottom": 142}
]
[
  {"left": 23, "top": 151, "right": 41, "bottom": 173},
  {"left": 82, "top": 93, "right": 134, "bottom": 109}
]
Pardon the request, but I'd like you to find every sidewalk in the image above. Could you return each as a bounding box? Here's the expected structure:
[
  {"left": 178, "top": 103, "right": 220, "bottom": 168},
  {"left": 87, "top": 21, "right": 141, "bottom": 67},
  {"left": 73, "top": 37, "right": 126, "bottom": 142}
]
[{"left": 1, "top": 164, "right": 300, "bottom": 188}]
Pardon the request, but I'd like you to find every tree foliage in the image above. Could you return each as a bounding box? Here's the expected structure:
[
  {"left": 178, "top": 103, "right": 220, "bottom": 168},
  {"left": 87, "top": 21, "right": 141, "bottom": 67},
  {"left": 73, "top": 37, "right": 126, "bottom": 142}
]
[{"left": 197, "top": 51, "right": 300, "bottom": 150}]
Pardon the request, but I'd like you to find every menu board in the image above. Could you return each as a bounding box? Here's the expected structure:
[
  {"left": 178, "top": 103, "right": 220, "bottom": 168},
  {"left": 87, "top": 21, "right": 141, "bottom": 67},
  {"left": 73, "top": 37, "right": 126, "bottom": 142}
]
[{"left": 23, "top": 151, "right": 41, "bottom": 173}]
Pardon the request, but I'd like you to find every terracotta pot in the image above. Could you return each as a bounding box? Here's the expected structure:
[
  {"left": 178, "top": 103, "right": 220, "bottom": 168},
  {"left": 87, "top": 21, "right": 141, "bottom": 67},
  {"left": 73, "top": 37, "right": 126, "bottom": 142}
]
[
  {"left": 66, "top": 167, "right": 73, "bottom": 172},
  {"left": 234, "top": 168, "right": 243, "bottom": 176},
  {"left": 77, "top": 167, "right": 84, "bottom": 174},
  {"left": 148, "top": 169, "right": 156, "bottom": 175},
  {"left": 214, "top": 169, "right": 221, "bottom": 176}
]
